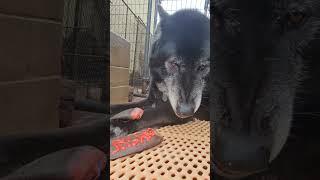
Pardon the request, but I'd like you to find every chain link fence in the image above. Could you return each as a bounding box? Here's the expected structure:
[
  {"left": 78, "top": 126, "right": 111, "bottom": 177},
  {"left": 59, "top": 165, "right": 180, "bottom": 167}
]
[
  {"left": 110, "top": 0, "right": 154, "bottom": 99},
  {"left": 62, "top": 0, "right": 108, "bottom": 103}
]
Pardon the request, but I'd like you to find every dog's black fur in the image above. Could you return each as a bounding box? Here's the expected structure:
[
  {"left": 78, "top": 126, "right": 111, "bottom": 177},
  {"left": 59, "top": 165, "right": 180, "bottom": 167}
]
[
  {"left": 110, "top": 7, "right": 210, "bottom": 139},
  {"left": 211, "top": 0, "right": 320, "bottom": 179}
]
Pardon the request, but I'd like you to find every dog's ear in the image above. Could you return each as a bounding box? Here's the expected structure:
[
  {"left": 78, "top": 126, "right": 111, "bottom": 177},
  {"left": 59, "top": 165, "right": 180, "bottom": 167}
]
[{"left": 158, "top": 5, "right": 169, "bottom": 19}]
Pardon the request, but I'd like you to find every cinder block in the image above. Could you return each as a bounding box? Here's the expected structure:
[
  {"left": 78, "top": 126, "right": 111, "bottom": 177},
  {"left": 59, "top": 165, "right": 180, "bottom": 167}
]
[
  {"left": 110, "top": 31, "right": 130, "bottom": 68},
  {"left": 0, "top": 15, "right": 62, "bottom": 82},
  {"left": 0, "top": 77, "right": 61, "bottom": 136},
  {"left": 110, "top": 86, "right": 129, "bottom": 104},
  {"left": 110, "top": 66, "right": 129, "bottom": 87},
  {"left": 0, "top": 0, "right": 65, "bottom": 21}
]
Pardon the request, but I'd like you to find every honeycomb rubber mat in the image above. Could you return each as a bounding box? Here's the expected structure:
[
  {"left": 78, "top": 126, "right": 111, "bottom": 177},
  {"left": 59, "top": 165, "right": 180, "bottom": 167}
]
[{"left": 110, "top": 119, "right": 210, "bottom": 180}]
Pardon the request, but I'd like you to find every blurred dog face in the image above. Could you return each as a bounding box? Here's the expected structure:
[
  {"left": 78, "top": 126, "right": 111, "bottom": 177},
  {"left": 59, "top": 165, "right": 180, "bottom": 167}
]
[
  {"left": 211, "top": 0, "right": 319, "bottom": 178},
  {"left": 150, "top": 6, "right": 210, "bottom": 118}
]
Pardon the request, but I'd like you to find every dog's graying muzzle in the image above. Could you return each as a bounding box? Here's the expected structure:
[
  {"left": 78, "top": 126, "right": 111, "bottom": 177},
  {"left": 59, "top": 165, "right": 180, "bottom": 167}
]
[{"left": 176, "top": 103, "right": 194, "bottom": 118}]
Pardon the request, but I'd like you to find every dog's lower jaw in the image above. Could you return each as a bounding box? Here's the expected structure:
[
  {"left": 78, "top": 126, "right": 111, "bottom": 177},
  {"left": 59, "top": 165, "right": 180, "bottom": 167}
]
[{"left": 174, "top": 112, "right": 194, "bottom": 119}]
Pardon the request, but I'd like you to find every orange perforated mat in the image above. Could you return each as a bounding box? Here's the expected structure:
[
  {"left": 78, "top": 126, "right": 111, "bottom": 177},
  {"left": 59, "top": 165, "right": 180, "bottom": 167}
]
[{"left": 110, "top": 119, "right": 210, "bottom": 180}]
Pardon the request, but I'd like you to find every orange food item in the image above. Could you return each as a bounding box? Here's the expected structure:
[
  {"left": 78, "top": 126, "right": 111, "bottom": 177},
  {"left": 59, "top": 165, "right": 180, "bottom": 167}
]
[{"left": 110, "top": 128, "right": 162, "bottom": 160}]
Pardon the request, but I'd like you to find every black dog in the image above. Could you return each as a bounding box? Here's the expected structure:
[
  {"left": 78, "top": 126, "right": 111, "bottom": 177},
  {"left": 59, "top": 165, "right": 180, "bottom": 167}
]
[
  {"left": 110, "top": 6, "right": 210, "bottom": 138},
  {"left": 0, "top": 5, "right": 210, "bottom": 178},
  {"left": 211, "top": 0, "right": 320, "bottom": 179}
]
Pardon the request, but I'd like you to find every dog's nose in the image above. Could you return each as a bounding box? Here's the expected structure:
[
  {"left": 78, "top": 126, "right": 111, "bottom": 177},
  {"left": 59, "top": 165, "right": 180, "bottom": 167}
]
[{"left": 176, "top": 104, "right": 194, "bottom": 118}]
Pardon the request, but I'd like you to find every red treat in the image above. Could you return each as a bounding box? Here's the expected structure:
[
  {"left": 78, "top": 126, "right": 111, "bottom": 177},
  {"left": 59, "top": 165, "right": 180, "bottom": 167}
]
[{"left": 110, "top": 128, "right": 162, "bottom": 160}]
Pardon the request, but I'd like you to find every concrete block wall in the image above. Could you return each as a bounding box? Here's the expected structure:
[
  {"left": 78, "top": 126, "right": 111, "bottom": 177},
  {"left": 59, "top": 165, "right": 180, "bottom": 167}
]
[
  {"left": 0, "top": 0, "right": 65, "bottom": 135},
  {"left": 110, "top": 32, "right": 130, "bottom": 104}
]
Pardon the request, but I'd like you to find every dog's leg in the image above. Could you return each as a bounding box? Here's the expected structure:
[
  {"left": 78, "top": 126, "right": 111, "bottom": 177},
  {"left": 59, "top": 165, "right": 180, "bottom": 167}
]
[
  {"left": 110, "top": 98, "right": 152, "bottom": 115},
  {"left": 109, "top": 108, "right": 145, "bottom": 138},
  {"left": 0, "top": 118, "right": 107, "bottom": 175},
  {"left": 74, "top": 96, "right": 153, "bottom": 116},
  {"left": 110, "top": 104, "right": 189, "bottom": 139}
]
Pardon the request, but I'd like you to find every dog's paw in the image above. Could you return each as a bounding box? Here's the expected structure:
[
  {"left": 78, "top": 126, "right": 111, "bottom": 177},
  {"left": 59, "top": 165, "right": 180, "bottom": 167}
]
[
  {"left": 110, "top": 108, "right": 144, "bottom": 122},
  {"left": 130, "top": 108, "right": 144, "bottom": 120},
  {"left": 110, "top": 108, "right": 144, "bottom": 139}
]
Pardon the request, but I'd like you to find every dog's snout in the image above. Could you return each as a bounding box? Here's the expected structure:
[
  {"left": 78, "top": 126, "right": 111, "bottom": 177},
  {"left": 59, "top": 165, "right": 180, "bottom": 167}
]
[{"left": 176, "top": 104, "right": 194, "bottom": 118}]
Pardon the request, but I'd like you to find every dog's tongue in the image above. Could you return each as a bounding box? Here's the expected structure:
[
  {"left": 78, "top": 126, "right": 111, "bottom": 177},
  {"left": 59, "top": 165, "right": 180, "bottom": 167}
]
[{"left": 110, "top": 128, "right": 163, "bottom": 160}]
